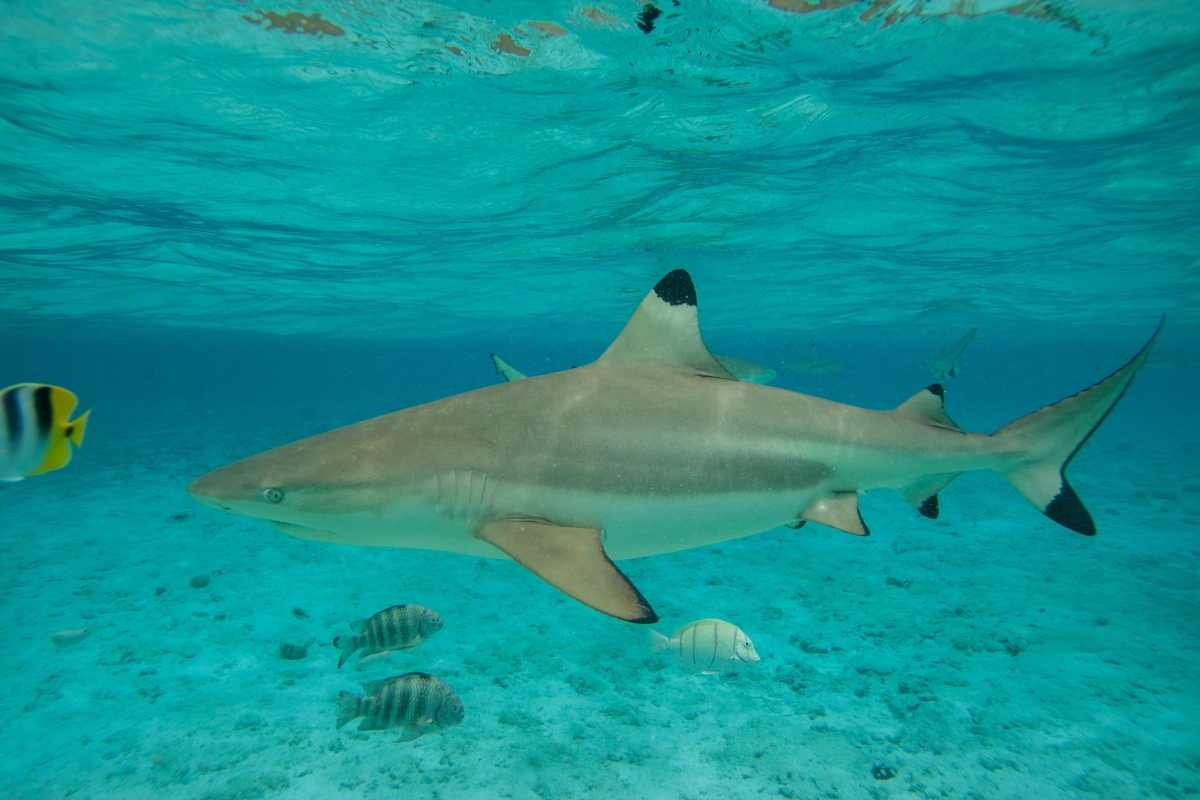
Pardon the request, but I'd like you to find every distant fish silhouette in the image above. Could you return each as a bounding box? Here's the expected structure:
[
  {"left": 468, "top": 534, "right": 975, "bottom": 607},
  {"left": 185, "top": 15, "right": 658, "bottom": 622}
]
[
  {"left": 492, "top": 353, "right": 777, "bottom": 384},
  {"left": 51, "top": 628, "right": 91, "bottom": 646},
  {"left": 711, "top": 355, "right": 777, "bottom": 384},
  {"left": 1079, "top": 343, "right": 1121, "bottom": 372},
  {"left": 783, "top": 343, "right": 843, "bottom": 376},
  {"left": 929, "top": 328, "right": 976, "bottom": 380},
  {"left": 1081, "top": 341, "right": 1195, "bottom": 372}
]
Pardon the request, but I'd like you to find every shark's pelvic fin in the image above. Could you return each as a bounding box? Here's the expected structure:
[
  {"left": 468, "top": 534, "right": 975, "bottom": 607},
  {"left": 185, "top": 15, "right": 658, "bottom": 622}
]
[
  {"left": 475, "top": 518, "right": 658, "bottom": 624},
  {"left": 898, "top": 472, "right": 963, "bottom": 519},
  {"left": 994, "top": 316, "right": 1164, "bottom": 535},
  {"left": 598, "top": 270, "right": 737, "bottom": 380},
  {"left": 490, "top": 354, "right": 528, "bottom": 382},
  {"left": 800, "top": 492, "right": 870, "bottom": 536},
  {"left": 894, "top": 384, "right": 962, "bottom": 432}
]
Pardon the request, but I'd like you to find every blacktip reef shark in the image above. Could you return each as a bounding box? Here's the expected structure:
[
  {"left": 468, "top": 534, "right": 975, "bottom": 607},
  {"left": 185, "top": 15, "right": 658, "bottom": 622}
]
[
  {"left": 930, "top": 328, "right": 977, "bottom": 380},
  {"left": 490, "top": 353, "right": 777, "bottom": 384},
  {"left": 188, "top": 271, "right": 1162, "bottom": 625},
  {"left": 783, "top": 342, "right": 843, "bottom": 376}
]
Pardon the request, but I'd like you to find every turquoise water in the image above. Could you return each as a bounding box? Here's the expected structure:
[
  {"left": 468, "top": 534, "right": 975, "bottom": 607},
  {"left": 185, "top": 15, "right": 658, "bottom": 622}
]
[{"left": 2, "top": 1, "right": 1199, "bottom": 798}]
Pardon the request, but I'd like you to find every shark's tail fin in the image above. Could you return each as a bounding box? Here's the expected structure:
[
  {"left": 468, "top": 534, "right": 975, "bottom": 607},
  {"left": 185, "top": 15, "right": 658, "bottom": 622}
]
[{"left": 993, "top": 317, "right": 1163, "bottom": 535}]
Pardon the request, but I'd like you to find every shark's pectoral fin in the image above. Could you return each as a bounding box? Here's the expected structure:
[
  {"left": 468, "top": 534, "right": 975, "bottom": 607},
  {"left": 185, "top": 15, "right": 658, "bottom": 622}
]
[
  {"left": 475, "top": 517, "right": 658, "bottom": 624},
  {"left": 800, "top": 493, "right": 870, "bottom": 536},
  {"left": 895, "top": 384, "right": 962, "bottom": 431},
  {"left": 898, "top": 472, "right": 963, "bottom": 519}
]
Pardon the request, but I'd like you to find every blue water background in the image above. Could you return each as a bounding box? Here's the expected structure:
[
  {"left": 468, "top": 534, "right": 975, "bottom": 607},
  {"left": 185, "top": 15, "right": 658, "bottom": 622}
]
[{"left": 2, "top": 0, "right": 1199, "bottom": 797}]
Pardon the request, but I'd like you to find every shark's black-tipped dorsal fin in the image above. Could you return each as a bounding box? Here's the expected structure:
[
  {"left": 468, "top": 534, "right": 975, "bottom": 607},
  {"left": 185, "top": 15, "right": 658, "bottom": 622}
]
[
  {"left": 895, "top": 384, "right": 962, "bottom": 431},
  {"left": 800, "top": 492, "right": 870, "bottom": 536},
  {"left": 598, "top": 270, "right": 737, "bottom": 380}
]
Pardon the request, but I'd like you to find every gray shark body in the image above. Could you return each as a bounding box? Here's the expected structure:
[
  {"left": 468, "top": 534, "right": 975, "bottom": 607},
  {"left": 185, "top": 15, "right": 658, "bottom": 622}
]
[
  {"left": 189, "top": 271, "right": 1160, "bottom": 624},
  {"left": 491, "top": 352, "right": 776, "bottom": 384}
]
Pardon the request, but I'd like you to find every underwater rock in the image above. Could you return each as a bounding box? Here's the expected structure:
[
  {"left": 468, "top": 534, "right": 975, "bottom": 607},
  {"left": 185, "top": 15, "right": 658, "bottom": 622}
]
[
  {"left": 292, "top": 607, "right": 309, "bottom": 619},
  {"left": 872, "top": 765, "right": 897, "bottom": 781},
  {"left": 189, "top": 574, "right": 211, "bottom": 589},
  {"left": 279, "top": 641, "right": 309, "bottom": 660}
]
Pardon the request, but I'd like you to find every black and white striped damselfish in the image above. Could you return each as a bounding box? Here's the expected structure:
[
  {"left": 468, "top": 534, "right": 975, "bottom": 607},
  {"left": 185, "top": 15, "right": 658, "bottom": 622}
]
[
  {"left": 1, "top": 384, "right": 90, "bottom": 482},
  {"left": 337, "top": 672, "right": 464, "bottom": 742},
  {"left": 333, "top": 604, "right": 443, "bottom": 669},
  {"left": 650, "top": 619, "right": 760, "bottom": 675}
]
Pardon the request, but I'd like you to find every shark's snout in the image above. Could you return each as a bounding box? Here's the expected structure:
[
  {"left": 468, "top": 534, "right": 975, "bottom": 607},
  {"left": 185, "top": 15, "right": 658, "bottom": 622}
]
[{"left": 187, "top": 472, "right": 232, "bottom": 511}]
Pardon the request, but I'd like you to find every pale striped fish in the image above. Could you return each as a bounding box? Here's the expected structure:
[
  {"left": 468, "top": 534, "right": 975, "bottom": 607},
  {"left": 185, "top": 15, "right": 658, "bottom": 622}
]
[
  {"left": 649, "top": 619, "right": 760, "bottom": 675},
  {"left": 1, "top": 384, "right": 90, "bottom": 481},
  {"left": 333, "top": 604, "right": 443, "bottom": 669},
  {"left": 336, "top": 672, "right": 464, "bottom": 742}
]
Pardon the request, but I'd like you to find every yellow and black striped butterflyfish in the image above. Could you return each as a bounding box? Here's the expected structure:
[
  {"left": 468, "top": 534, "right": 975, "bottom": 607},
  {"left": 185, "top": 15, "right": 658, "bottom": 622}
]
[{"left": 1, "top": 384, "right": 90, "bottom": 481}]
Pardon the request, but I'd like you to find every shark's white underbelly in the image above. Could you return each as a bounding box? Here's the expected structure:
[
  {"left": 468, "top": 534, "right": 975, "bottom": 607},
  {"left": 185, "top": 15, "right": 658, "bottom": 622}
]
[{"left": 273, "top": 480, "right": 817, "bottom": 562}]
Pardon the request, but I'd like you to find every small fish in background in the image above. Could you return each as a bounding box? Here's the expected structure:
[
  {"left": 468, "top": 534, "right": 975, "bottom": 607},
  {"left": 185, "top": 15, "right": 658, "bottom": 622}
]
[
  {"left": 491, "top": 353, "right": 777, "bottom": 384},
  {"left": 1, "top": 384, "right": 90, "bottom": 481},
  {"left": 337, "top": 672, "right": 464, "bottom": 742},
  {"left": 929, "top": 328, "right": 977, "bottom": 379},
  {"left": 51, "top": 628, "right": 91, "bottom": 646},
  {"left": 650, "top": 619, "right": 760, "bottom": 674},
  {"left": 783, "top": 343, "right": 843, "bottom": 376},
  {"left": 334, "top": 604, "right": 443, "bottom": 669}
]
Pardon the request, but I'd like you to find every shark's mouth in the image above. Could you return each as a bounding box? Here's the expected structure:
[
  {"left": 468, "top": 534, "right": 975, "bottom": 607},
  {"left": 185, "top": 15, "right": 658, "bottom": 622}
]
[{"left": 271, "top": 520, "right": 339, "bottom": 539}]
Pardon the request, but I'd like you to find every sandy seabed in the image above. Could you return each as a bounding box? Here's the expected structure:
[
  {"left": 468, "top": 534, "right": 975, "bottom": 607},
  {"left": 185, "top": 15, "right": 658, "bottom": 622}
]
[{"left": 2, "top": 393, "right": 1198, "bottom": 800}]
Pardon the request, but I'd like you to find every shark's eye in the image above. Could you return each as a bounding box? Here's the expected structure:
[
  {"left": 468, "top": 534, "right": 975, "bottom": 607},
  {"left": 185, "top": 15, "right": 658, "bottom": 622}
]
[{"left": 262, "top": 488, "right": 284, "bottom": 503}]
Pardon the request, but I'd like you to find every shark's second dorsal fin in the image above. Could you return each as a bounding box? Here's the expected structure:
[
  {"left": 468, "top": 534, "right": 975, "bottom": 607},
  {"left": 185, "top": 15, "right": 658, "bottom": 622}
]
[
  {"left": 895, "top": 384, "right": 962, "bottom": 431},
  {"left": 598, "top": 270, "right": 737, "bottom": 380}
]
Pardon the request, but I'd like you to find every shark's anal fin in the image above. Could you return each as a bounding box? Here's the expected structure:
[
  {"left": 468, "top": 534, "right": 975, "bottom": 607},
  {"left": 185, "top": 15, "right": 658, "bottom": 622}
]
[
  {"left": 895, "top": 384, "right": 962, "bottom": 432},
  {"left": 598, "top": 270, "right": 737, "bottom": 380},
  {"left": 800, "top": 493, "right": 869, "bottom": 536},
  {"left": 475, "top": 518, "right": 658, "bottom": 624},
  {"left": 898, "top": 472, "right": 963, "bottom": 519},
  {"left": 490, "top": 354, "right": 528, "bottom": 382}
]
